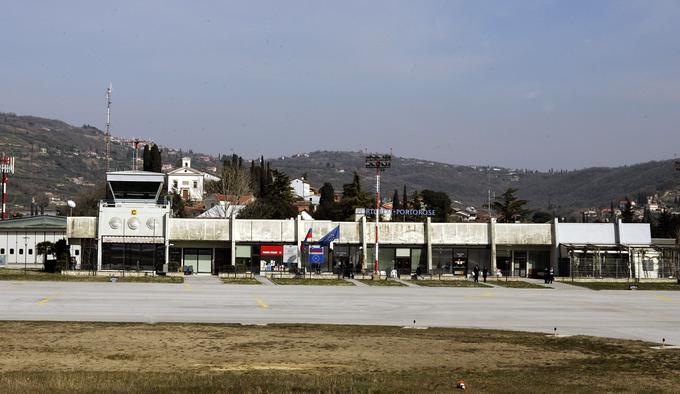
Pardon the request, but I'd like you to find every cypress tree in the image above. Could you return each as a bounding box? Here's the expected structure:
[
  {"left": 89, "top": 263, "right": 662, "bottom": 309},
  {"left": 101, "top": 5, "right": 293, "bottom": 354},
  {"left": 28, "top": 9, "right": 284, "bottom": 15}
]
[
  {"left": 142, "top": 145, "right": 151, "bottom": 171},
  {"left": 150, "top": 144, "right": 162, "bottom": 172},
  {"left": 392, "top": 189, "right": 400, "bottom": 210}
]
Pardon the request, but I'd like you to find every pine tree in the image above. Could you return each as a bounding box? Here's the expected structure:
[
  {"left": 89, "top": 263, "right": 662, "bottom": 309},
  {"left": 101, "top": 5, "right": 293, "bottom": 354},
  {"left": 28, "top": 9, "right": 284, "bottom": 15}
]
[
  {"left": 491, "top": 188, "right": 530, "bottom": 223},
  {"left": 392, "top": 189, "right": 400, "bottom": 211},
  {"left": 338, "top": 172, "right": 370, "bottom": 220},
  {"left": 238, "top": 168, "right": 297, "bottom": 219},
  {"left": 171, "top": 191, "right": 187, "bottom": 218},
  {"left": 421, "top": 189, "right": 452, "bottom": 222}
]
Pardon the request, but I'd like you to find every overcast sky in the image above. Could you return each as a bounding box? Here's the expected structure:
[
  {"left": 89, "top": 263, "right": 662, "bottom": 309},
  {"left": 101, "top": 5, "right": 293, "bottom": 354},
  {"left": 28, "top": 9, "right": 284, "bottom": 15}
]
[{"left": 2, "top": 1, "right": 679, "bottom": 170}]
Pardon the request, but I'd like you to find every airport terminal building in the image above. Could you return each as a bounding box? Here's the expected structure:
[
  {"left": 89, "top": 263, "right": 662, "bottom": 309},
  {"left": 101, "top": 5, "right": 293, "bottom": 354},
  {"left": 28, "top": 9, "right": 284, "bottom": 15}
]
[{"left": 62, "top": 170, "right": 662, "bottom": 279}]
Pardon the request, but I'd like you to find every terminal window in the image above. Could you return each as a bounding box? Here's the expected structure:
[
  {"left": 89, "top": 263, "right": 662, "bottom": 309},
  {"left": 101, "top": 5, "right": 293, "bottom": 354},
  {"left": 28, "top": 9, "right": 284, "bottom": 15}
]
[
  {"left": 19, "top": 249, "right": 23, "bottom": 255},
  {"left": 28, "top": 249, "right": 33, "bottom": 255},
  {"left": 10, "top": 248, "right": 14, "bottom": 255},
  {"left": 0, "top": 248, "right": 4, "bottom": 254}
]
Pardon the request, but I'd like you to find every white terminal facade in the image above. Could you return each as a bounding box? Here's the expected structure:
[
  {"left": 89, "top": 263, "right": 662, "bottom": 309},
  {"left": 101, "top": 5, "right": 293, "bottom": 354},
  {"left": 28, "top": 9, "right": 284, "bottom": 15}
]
[{"left": 59, "top": 170, "right": 672, "bottom": 279}]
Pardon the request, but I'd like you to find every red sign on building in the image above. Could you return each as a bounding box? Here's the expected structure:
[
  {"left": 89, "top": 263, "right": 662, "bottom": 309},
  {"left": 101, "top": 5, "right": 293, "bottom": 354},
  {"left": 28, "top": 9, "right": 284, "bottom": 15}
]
[{"left": 260, "top": 245, "right": 283, "bottom": 256}]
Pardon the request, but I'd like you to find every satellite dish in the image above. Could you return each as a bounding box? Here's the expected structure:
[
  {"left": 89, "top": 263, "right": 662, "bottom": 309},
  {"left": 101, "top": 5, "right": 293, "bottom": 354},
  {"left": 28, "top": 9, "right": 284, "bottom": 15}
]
[{"left": 67, "top": 200, "right": 77, "bottom": 208}]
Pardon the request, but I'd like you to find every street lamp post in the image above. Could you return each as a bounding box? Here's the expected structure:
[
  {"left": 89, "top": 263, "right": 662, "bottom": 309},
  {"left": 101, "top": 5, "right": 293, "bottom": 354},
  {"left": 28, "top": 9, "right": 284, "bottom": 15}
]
[
  {"left": 22, "top": 235, "right": 29, "bottom": 276},
  {"left": 365, "top": 154, "right": 391, "bottom": 277}
]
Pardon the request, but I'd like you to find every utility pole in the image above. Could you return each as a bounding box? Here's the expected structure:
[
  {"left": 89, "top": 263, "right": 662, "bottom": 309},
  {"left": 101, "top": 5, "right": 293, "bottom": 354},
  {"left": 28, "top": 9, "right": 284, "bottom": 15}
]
[
  {"left": 365, "top": 153, "right": 391, "bottom": 277},
  {"left": 105, "top": 83, "right": 112, "bottom": 174}
]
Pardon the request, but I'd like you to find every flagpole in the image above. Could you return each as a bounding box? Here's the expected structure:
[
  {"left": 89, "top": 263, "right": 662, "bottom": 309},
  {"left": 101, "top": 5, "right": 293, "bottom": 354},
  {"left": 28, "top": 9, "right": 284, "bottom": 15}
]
[{"left": 375, "top": 158, "right": 380, "bottom": 276}]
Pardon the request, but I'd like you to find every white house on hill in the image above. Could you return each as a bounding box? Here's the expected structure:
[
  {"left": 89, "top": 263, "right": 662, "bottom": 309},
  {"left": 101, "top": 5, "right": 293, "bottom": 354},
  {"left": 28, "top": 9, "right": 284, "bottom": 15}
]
[
  {"left": 290, "top": 178, "right": 320, "bottom": 205},
  {"left": 166, "top": 157, "right": 220, "bottom": 201}
]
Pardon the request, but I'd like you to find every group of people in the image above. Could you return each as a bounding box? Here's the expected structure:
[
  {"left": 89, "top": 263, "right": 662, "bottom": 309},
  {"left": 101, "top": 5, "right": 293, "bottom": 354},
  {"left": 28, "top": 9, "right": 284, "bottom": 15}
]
[
  {"left": 471, "top": 265, "right": 489, "bottom": 283},
  {"left": 543, "top": 266, "right": 555, "bottom": 284}
]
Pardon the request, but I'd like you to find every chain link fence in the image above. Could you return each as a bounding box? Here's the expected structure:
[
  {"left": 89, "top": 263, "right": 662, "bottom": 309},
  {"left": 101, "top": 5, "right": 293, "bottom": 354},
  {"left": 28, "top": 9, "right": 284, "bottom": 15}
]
[{"left": 569, "top": 254, "right": 680, "bottom": 279}]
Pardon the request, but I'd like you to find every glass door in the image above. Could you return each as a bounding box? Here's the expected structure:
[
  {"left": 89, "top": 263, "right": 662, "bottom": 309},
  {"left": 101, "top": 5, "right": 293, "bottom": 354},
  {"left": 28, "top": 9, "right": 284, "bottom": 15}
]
[{"left": 197, "top": 249, "right": 212, "bottom": 273}]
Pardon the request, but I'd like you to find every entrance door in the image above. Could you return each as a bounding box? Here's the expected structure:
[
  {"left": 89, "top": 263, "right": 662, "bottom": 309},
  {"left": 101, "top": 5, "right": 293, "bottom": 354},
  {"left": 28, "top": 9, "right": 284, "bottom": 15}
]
[
  {"left": 197, "top": 253, "right": 211, "bottom": 273},
  {"left": 395, "top": 257, "right": 411, "bottom": 275},
  {"left": 513, "top": 251, "right": 527, "bottom": 277},
  {"left": 183, "top": 248, "right": 213, "bottom": 274},
  {"left": 182, "top": 189, "right": 189, "bottom": 199}
]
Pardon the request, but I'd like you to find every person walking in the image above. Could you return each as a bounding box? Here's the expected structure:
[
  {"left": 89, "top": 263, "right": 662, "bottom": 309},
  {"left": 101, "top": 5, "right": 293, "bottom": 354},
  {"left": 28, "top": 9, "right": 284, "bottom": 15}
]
[
  {"left": 473, "top": 265, "right": 480, "bottom": 283},
  {"left": 548, "top": 267, "right": 555, "bottom": 284},
  {"left": 544, "top": 266, "right": 550, "bottom": 284},
  {"left": 482, "top": 267, "right": 488, "bottom": 283}
]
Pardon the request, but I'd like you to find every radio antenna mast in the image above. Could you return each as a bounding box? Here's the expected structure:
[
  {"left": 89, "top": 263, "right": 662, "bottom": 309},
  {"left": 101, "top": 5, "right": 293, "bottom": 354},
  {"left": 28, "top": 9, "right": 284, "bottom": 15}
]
[{"left": 105, "top": 83, "right": 112, "bottom": 174}]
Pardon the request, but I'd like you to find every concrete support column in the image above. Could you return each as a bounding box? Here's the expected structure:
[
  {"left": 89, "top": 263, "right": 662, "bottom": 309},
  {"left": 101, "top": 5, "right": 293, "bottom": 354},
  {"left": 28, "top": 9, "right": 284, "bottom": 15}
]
[
  {"left": 489, "top": 218, "right": 496, "bottom": 274},
  {"left": 96, "top": 235, "right": 102, "bottom": 271},
  {"left": 295, "top": 214, "right": 302, "bottom": 269},
  {"left": 551, "top": 218, "right": 559, "bottom": 273},
  {"left": 426, "top": 217, "right": 432, "bottom": 272},
  {"left": 229, "top": 213, "right": 236, "bottom": 267},
  {"left": 164, "top": 212, "right": 170, "bottom": 266},
  {"left": 360, "top": 215, "right": 367, "bottom": 271}
]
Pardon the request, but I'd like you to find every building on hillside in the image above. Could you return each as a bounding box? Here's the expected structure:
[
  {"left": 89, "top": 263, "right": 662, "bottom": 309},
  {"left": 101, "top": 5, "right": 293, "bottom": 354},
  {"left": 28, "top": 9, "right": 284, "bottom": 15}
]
[
  {"left": 452, "top": 209, "right": 475, "bottom": 222},
  {"left": 290, "top": 178, "right": 320, "bottom": 205},
  {"left": 646, "top": 196, "right": 662, "bottom": 213},
  {"left": 166, "top": 157, "right": 220, "bottom": 201},
  {"left": 204, "top": 194, "right": 256, "bottom": 210},
  {"left": 0, "top": 215, "right": 80, "bottom": 268},
  {"left": 197, "top": 204, "right": 246, "bottom": 218},
  {"left": 198, "top": 194, "right": 254, "bottom": 219},
  {"left": 600, "top": 207, "right": 621, "bottom": 221}
]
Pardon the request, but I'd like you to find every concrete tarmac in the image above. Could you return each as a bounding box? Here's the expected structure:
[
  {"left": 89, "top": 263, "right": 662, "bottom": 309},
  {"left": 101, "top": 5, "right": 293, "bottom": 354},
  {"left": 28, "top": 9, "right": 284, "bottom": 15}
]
[{"left": 1, "top": 280, "right": 678, "bottom": 345}]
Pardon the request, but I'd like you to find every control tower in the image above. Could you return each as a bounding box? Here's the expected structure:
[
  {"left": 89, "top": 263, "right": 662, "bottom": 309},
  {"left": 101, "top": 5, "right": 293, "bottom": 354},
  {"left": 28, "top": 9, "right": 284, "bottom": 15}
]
[{"left": 97, "top": 171, "right": 170, "bottom": 272}]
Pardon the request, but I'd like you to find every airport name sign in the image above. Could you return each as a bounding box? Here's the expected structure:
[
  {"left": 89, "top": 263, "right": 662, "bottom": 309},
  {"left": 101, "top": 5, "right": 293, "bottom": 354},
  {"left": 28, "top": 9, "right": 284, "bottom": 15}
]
[{"left": 357, "top": 208, "right": 435, "bottom": 216}]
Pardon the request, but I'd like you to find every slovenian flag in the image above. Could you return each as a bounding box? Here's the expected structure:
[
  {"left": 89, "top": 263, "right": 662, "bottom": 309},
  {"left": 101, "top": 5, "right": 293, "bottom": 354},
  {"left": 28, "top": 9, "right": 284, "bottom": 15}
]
[{"left": 301, "top": 228, "right": 313, "bottom": 252}]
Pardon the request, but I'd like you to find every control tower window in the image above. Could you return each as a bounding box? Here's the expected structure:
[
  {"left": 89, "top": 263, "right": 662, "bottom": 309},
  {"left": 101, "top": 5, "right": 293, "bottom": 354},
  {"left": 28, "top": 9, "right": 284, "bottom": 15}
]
[{"left": 109, "top": 181, "right": 162, "bottom": 200}]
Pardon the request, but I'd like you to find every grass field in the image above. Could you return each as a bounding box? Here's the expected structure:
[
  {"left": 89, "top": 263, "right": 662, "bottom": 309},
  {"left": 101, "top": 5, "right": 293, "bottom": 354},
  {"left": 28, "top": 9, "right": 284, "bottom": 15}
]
[
  {"left": 491, "top": 280, "right": 550, "bottom": 289},
  {"left": 408, "top": 279, "right": 492, "bottom": 287},
  {"left": 0, "top": 269, "right": 183, "bottom": 283},
  {"left": 0, "top": 321, "right": 678, "bottom": 393},
  {"left": 220, "top": 277, "right": 260, "bottom": 285},
  {"left": 356, "top": 279, "right": 406, "bottom": 286},
  {"left": 563, "top": 281, "right": 680, "bottom": 291},
  {"left": 269, "top": 278, "right": 354, "bottom": 286}
]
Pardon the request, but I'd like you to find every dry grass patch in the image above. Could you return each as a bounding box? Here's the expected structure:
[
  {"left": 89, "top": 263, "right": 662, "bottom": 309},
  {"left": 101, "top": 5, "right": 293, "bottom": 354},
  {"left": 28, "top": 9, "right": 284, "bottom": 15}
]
[
  {"left": 356, "top": 279, "right": 406, "bottom": 286},
  {"left": 220, "top": 277, "right": 260, "bottom": 285},
  {"left": 564, "top": 281, "right": 680, "bottom": 291},
  {"left": 269, "top": 278, "right": 353, "bottom": 286},
  {"left": 0, "top": 269, "right": 182, "bottom": 283},
  {"left": 491, "top": 280, "right": 550, "bottom": 289},
  {"left": 407, "top": 279, "right": 492, "bottom": 287},
  {"left": 0, "top": 322, "right": 679, "bottom": 393}
]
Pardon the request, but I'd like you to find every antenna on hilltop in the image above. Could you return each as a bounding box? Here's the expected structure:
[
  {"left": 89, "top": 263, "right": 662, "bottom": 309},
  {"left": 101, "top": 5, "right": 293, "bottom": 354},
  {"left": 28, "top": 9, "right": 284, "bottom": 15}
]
[{"left": 105, "top": 83, "right": 112, "bottom": 174}]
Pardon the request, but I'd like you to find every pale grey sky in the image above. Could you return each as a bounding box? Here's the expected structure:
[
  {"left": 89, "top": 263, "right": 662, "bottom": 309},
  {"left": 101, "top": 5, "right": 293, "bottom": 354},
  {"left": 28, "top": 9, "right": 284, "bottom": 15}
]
[{"left": 2, "top": 1, "right": 679, "bottom": 170}]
